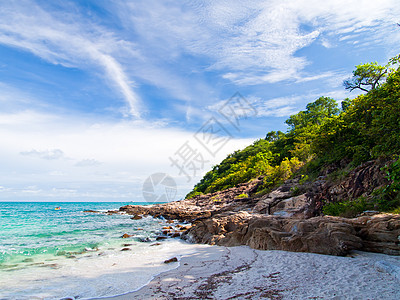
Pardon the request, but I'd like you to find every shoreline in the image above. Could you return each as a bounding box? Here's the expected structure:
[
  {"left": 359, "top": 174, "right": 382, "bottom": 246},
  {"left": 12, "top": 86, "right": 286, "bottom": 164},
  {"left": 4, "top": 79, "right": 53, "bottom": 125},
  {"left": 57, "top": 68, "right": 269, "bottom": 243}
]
[{"left": 97, "top": 245, "right": 400, "bottom": 300}]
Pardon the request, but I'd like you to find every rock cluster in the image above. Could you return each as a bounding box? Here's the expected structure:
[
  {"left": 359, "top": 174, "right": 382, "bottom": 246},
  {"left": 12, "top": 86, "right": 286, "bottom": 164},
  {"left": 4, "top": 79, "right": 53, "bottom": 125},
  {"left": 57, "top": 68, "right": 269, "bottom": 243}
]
[{"left": 120, "top": 161, "right": 400, "bottom": 256}]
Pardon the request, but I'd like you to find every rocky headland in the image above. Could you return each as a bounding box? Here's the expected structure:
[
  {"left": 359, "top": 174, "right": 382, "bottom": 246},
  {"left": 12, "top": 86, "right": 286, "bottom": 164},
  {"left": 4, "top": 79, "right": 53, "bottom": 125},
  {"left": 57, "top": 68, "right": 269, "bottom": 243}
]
[{"left": 120, "top": 160, "right": 400, "bottom": 256}]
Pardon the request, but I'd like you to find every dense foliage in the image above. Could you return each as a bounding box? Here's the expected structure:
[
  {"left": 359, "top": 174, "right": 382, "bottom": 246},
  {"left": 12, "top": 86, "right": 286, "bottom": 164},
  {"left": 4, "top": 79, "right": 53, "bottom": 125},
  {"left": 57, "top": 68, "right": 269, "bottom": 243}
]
[{"left": 186, "top": 55, "right": 400, "bottom": 214}]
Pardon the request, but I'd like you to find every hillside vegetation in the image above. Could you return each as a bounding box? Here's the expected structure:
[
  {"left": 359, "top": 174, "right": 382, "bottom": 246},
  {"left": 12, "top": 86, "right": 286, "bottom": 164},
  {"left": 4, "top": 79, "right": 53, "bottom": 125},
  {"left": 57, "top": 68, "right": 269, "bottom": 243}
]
[{"left": 186, "top": 55, "right": 400, "bottom": 216}]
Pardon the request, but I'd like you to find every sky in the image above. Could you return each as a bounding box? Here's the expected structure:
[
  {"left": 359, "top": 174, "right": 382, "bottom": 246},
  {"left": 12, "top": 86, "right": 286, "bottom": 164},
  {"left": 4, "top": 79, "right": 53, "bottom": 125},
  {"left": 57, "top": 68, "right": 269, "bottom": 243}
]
[{"left": 0, "top": 0, "right": 399, "bottom": 202}]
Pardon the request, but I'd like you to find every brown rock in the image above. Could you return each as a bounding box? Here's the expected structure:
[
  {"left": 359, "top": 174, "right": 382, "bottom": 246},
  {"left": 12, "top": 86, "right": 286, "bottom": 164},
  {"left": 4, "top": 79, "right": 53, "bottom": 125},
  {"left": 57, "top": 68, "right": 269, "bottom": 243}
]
[
  {"left": 156, "top": 236, "right": 167, "bottom": 241},
  {"left": 121, "top": 233, "right": 132, "bottom": 238},
  {"left": 183, "top": 213, "right": 363, "bottom": 256},
  {"left": 150, "top": 242, "right": 162, "bottom": 246},
  {"left": 164, "top": 257, "right": 178, "bottom": 264},
  {"left": 121, "top": 248, "right": 131, "bottom": 251},
  {"left": 131, "top": 215, "right": 143, "bottom": 220}
]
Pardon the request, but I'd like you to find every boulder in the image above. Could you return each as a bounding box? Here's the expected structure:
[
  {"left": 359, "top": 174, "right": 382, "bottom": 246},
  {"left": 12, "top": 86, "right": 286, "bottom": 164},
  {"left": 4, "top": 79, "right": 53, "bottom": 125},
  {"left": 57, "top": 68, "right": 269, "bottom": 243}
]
[{"left": 164, "top": 257, "right": 178, "bottom": 264}]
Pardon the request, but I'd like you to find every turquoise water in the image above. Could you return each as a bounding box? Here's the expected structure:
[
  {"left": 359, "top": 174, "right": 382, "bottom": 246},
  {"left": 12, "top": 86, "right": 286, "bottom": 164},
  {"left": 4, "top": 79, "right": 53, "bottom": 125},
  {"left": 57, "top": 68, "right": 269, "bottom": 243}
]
[
  {"left": 0, "top": 202, "right": 201, "bottom": 299},
  {"left": 0, "top": 202, "right": 149, "bottom": 268}
]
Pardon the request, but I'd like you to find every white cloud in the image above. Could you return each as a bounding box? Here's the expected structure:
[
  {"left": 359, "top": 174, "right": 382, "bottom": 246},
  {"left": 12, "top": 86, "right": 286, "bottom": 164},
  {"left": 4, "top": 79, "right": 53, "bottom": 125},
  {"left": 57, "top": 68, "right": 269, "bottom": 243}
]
[
  {"left": 114, "top": 0, "right": 400, "bottom": 87},
  {"left": 0, "top": 1, "right": 141, "bottom": 118},
  {"left": 1, "top": 0, "right": 398, "bottom": 115},
  {"left": 0, "top": 108, "right": 252, "bottom": 201},
  {"left": 20, "top": 149, "right": 65, "bottom": 160},
  {"left": 75, "top": 159, "right": 102, "bottom": 167}
]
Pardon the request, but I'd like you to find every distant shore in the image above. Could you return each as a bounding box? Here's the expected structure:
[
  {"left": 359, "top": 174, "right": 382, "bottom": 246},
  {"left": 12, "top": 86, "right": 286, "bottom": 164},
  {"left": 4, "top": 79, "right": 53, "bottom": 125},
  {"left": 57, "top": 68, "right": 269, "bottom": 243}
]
[{"left": 98, "top": 245, "right": 400, "bottom": 300}]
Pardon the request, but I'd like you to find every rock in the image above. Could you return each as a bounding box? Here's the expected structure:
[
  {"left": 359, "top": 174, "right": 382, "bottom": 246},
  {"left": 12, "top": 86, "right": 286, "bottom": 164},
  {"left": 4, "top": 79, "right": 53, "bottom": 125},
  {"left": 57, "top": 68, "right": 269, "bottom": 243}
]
[
  {"left": 83, "top": 210, "right": 100, "bottom": 213},
  {"left": 150, "top": 242, "right": 162, "bottom": 246},
  {"left": 359, "top": 210, "right": 380, "bottom": 217},
  {"left": 121, "top": 233, "right": 132, "bottom": 238},
  {"left": 22, "top": 258, "right": 34, "bottom": 262},
  {"left": 121, "top": 248, "right": 131, "bottom": 251},
  {"left": 123, "top": 244, "right": 133, "bottom": 247},
  {"left": 171, "top": 232, "right": 181, "bottom": 238},
  {"left": 164, "top": 257, "right": 178, "bottom": 264},
  {"left": 162, "top": 226, "right": 173, "bottom": 229},
  {"left": 350, "top": 214, "right": 400, "bottom": 255},
  {"left": 136, "top": 228, "right": 143, "bottom": 230},
  {"left": 131, "top": 215, "right": 143, "bottom": 220},
  {"left": 156, "top": 236, "right": 167, "bottom": 241},
  {"left": 166, "top": 220, "right": 175, "bottom": 224},
  {"left": 269, "top": 194, "right": 309, "bottom": 217},
  {"left": 139, "top": 237, "right": 151, "bottom": 242}
]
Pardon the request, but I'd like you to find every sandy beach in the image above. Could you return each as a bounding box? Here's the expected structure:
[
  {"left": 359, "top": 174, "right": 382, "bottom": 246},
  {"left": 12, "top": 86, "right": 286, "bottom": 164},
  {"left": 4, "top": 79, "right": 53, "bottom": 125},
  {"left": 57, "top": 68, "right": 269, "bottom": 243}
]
[{"left": 99, "top": 245, "right": 400, "bottom": 300}]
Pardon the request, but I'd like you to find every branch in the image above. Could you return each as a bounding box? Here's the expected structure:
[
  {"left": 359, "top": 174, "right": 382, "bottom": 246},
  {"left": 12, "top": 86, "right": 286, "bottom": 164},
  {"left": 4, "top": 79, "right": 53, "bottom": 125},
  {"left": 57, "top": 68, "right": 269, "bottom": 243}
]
[{"left": 372, "top": 69, "right": 387, "bottom": 89}]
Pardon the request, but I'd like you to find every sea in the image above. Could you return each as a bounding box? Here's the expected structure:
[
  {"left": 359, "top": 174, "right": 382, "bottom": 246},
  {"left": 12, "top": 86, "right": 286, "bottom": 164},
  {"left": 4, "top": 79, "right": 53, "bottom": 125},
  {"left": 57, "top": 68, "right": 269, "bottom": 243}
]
[{"left": 0, "top": 202, "right": 200, "bottom": 299}]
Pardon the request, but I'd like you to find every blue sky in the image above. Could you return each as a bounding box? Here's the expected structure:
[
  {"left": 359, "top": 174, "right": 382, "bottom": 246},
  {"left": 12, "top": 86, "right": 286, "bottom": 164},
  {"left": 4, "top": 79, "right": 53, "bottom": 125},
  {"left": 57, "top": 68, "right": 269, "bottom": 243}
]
[{"left": 0, "top": 0, "right": 399, "bottom": 201}]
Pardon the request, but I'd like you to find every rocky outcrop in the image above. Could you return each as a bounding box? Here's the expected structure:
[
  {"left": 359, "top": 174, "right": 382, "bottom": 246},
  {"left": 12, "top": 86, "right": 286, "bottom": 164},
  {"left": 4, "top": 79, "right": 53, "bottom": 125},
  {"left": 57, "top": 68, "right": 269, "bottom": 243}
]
[
  {"left": 120, "top": 178, "right": 264, "bottom": 222},
  {"left": 312, "top": 159, "right": 390, "bottom": 211},
  {"left": 120, "top": 159, "right": 400, "bottom": 256},
  {"left": 182, "top": 212, "right": 360, "bottom": 256},
  {"left": 182, "top": 212, "right": 400, "bottom": 256},
  {"left": 352, "top": 214, "right": 400, "bottom": 255}
]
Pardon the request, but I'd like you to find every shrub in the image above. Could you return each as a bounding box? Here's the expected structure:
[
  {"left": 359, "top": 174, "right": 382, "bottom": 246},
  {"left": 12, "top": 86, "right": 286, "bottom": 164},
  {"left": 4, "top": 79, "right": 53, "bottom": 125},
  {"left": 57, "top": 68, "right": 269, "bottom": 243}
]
[{"left": 235, "top": 193, "right": 248, "bottom": 199}]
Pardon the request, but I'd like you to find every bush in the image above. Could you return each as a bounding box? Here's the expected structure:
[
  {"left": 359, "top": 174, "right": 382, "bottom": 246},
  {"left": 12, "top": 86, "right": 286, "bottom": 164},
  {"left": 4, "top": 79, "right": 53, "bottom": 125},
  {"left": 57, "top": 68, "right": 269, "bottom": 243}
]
[
  {"left": 235, "top": 193, "right": 249, "bottom": 199},
  {"left": 322, "top": 197, "right": 371, "bottom": 218}
]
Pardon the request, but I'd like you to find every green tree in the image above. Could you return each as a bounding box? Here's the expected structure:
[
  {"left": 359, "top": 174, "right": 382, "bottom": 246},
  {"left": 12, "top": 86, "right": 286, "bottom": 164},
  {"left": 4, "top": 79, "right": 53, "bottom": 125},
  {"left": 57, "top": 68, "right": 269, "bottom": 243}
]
[
  {"left": 344, "top": 56, "right": 399, "bottom": 93},
  {"left": 265, "top": 130, "right": 284, "bottom": 142},
  {"left": 285, "top": 97, "right": 339, "bottom": 130}
]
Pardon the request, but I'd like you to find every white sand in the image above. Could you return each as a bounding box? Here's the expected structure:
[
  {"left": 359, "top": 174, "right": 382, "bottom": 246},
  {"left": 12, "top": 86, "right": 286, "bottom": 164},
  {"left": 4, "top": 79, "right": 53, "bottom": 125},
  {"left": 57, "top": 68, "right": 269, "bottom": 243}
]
[{"left": 97, "top": 245, "right": 400, "bottom": 300}]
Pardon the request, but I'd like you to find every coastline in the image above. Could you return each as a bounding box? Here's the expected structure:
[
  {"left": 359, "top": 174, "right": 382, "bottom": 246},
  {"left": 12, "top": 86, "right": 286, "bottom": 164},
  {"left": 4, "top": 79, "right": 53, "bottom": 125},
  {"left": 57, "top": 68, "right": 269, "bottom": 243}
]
[{"left": 98, "top": 245, "right": 400, "bottom": 300}]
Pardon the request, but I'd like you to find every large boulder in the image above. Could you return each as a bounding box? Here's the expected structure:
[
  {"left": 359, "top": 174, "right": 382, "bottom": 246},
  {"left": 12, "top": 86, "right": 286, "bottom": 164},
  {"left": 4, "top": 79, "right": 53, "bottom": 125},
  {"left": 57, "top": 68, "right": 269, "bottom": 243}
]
[{"left": 183, "top": 213, "right": 400, "bottom": 256}]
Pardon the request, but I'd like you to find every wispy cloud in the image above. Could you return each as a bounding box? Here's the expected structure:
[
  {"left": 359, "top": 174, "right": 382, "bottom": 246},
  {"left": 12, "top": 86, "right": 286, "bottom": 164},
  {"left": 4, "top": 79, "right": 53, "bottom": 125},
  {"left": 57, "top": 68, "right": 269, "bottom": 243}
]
[
  {"left": 20, "top": 149, "right": 65, "bottom": 160},
  {"left": 1, "top": 0, "right": 398, "bottom": 116},
  {"left": 208, "top": 88, "right": 353, "bottom": 120},
  {"left": 114, "top": 0, "right": 400, "bottom": 88},
  {"left": 75, "top": 159, "right": 102, "bottom": 167},
  {"left": 0, "top": 1, "right": 141, "bottom": 117}
]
